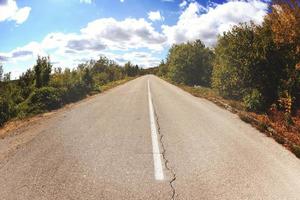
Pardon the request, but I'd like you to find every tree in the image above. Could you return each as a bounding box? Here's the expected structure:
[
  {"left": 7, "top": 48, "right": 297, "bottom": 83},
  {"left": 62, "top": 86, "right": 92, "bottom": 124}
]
[
  {"left": 82, "top": 67, "right": 94, "bottom": 90},
  {"left": 270, "top": 0, "right": 300, "bottom": 60},
  {"left": 18, "top": 69, "right": 35, "bottom": 99},
  {"left": 212, "top": 22, "right": 285, "bottom": 111},
  {"left": 166, "top": 40, "right": 214, "bottom": 86},
  {"left": 269, "top": 0, "right": 300, "bottom": 113},
  {"left": 124, "top": 62, "right": 139, "bottom": 77},
  {"left": 3, "top": 72, "right": 11, "bottom": 82},
  {"left": 34, "top": 56, "right": 52, "bottom": 88},
  {"left": 157, "top": 60, "right": 168, "bottom": 77}
]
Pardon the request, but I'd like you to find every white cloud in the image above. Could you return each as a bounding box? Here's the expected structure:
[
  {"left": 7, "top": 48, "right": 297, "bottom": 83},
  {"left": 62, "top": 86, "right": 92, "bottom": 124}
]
[
  {"left": 81, "top": 18, "right": 166, "bottom": 50},
  {"left": 162, "top": 0, "right": 269, "bottom": 47},
  {"left": 80, "top": 0, "right": 92, "bottom": 4},
  {"left": 148, "top": 11, "right": 164, "bottom": 22},
  {"left": 0, "top": 17, "right": 167, "bottom": 77},
  {"left": 120, "top": 0, "right": 125, "bottom": 2},
  {"left": 179, "top": 0, "right": 187, "bottom": 8},
  {"left": 0, "top": 0, "right": 31, "bottom": 24}
]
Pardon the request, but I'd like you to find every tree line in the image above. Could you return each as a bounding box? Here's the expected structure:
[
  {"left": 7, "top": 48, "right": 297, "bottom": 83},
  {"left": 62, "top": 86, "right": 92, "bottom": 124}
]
[
  {"left": 158, "top": 0, "right": 300, "bottom": 122},
  {"left": 0, "top": 56, "right": 144, "bottom": 126}
]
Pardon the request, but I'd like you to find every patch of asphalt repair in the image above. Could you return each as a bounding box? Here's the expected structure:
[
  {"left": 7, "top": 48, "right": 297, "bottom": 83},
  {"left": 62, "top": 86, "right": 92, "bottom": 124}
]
[{"left": 153, "top": 104, "right": 177, "bottom": 200}]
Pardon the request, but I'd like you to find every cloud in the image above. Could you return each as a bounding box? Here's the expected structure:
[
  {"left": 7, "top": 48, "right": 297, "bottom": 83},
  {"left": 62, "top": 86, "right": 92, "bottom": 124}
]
[
  {"left": 66, "top": 39, "right": 107, "bottom": 51},
  {"left": 0, "top": 0, "right": 8, "bottom": 5},
  {"left": 162, "top": 0, "right": 269, "bottom": 47},
  {"left": 80, "top": 0, "right": 92, "bottom": 4},
  {"left": 0, "top": 0, "right": 31, "bottom": 24},
  {"left": 113, "top": 51, "right": 161, "bottom": 67},
  {"left": 120, "top": 0, "right": 125, "bottom": 2},
  {"left": 0, "top": 55, "right": 9, "bottom": 62},
  {"left": 2, "top": 17, "right": 166, "bottom": 61},
  {"left": 81, "top": 18, "right": 166, "bottom": 50},
  {"left": 148, "top": 11, "right": 164, "bottom": 22},
  {"left": 0, "top": 16, "right": 166, "bottom": 77},
  {"left": 179, "top": 0, "right": 187, "bottom": 8},
  {"left": 12, "top": 50, "right": 33, "bottom": 58}
]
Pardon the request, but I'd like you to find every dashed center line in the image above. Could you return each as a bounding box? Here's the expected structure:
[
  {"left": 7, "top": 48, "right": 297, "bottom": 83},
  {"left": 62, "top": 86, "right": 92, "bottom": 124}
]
[{"left": 147, "top": 79, "right": 164, "bottom": 181}]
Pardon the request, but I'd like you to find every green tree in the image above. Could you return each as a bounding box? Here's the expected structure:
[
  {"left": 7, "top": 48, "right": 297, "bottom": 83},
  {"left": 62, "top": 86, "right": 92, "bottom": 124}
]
[
  {"left": 82, "top": 67, "right": 94, "bottom": 90},
  {"left": 157, "top": 60, "right": 168, "bottom": 77},
  {"left": 212, "top": 22, "right": 285, "bottom": 111},
  {"left": 18, "top": 69, "right": 35, "bottom": 99},
  {"left": 34, "top": 56, "right": 52, "bottom": 88},
  {"left": 3, "top": 72, "right": 11, "bottom": 82},
  {"left": 124, "top": 62, "right": 139, "bottom": 77},
  {"left": 166, "top": 40, "right": 214, "bottom": 86}
]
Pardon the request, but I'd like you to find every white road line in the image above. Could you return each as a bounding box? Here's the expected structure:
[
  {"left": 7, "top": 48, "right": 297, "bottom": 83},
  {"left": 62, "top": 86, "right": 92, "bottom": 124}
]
[{"left": 147, "top": 79, "right": 164, "bottom": 181}]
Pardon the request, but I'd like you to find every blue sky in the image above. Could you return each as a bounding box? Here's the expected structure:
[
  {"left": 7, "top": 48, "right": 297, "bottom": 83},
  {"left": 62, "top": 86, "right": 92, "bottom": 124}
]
[{"left": 0, "top": 0, "right": 269, "bottom": 78}]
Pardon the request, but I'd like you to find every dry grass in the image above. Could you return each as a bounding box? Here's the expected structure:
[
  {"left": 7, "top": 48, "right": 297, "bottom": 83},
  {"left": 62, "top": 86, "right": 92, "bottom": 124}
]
[{"left": 173, "top": 82, "right": 300, "bottom": 158}]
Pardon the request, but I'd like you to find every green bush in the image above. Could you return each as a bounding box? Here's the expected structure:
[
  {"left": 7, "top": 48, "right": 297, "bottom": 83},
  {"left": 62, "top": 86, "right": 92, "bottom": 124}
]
[
  {"left": 0, "top": 98, "right": 12, "bottom": 126},
  {"left": 243, "top": 89, "right": 265, "bottom": 112},
  {"left": 61, "top": 83, "right": 89, "bottom": 103},
  {"left": 27, "top": 87, "right": 63, "bottom": 114},
  {"left": 16, "top": 101, "right": 29, "bottom": 118},
  {"left": 166, "top": 40, "right": 214, "bottom": 86},
  {"left": 212, "top": 22, "right": 284, "bottom": 107}
]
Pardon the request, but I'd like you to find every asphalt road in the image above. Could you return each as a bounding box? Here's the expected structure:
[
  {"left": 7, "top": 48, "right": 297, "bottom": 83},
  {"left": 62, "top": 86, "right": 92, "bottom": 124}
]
[{"left": 1, "top": 75, "right": 300, "bottom": 200}]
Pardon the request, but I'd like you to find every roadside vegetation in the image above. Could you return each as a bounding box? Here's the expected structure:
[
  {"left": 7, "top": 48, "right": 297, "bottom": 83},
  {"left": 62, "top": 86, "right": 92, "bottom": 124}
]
[
  {"left": 157, "top": 0, "right": 300, "bottom": 157},
  {"left": 0, "top": 56, "right": 145, "bottom": 127}
]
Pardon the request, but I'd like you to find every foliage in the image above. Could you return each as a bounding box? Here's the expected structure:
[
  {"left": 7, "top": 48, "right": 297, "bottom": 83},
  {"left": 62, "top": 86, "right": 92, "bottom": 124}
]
[
  {"left": 18, "top": 69, "right": 35, "bottom": 99},
  {"left": 243, "top": 89, "right": 265, "bottom": 112},
  {"left": 269, "top": 0, "right": 300, "bottom": 114},
  {"left": 124, "top": 62, "right": 140, "bottom": 77},
  {"left": 26, "top": 87, "right": 63, "bottom": 114},
  {"left": 0, "top": 56, "right": 142, "bottom": 126},
  {"left": 0, "top": 97, "right": 13, "bottom": 126},
  {"left": 212, "top": 22, "right": 285, "bottom": 111},
  {"left": 34, "top": 56, "right": 52, "bottom": 88},
  {"left": 165, "top": 40, "right": 214, "bottom": 86},
  {"left": 157, "top": 60, "right": 168, "bottom": 77}
]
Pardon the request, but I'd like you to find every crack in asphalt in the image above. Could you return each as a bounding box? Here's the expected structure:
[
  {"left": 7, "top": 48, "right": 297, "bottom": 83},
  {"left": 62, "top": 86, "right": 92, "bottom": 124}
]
[{"left": 153, "top": 105, "right": 177, "bottom": 200}]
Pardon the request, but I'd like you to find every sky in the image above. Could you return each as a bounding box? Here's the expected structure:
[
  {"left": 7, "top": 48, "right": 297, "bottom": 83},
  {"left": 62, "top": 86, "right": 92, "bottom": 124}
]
[{"left": 0, "top": 0, "right": 270, "bottom": 78}]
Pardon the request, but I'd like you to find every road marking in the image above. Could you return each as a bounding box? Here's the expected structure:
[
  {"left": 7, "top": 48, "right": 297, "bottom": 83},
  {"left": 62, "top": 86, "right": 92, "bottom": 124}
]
[{"left": 147, "top": 79, "right": 164, "bottom": 181}]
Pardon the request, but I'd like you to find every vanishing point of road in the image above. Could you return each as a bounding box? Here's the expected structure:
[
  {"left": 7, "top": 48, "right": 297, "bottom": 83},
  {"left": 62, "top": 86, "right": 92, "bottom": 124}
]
[{"left": 1, "top": 75, "right": 300, "bottom": 199}]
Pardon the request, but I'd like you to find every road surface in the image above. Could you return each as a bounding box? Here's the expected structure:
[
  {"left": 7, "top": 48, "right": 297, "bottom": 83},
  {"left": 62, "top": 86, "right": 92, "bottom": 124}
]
[{"left": 1, "top": 75, "right": 300, "bottom": 200}]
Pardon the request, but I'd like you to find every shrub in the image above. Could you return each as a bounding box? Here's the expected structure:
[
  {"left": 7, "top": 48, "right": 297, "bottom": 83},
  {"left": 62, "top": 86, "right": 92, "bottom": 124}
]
[
  {"left": 27, "top": 87, "right": 63, "bottom": 114},
  {"left": 61, "top": 82, "right": 88, "bottom": 103},
  {"left": 243, "top": 89, "right": 265, "bottom": 112},
  {"left": 212, "top": 22, "right": 284, "bottom": 107},
  {"left": 0, "top": 98, "right": 12, "bottom": 126},
  {"left": 166, "top": 40, "right": 214, "bottom": 86},
  {"left": 16, "top": 101, "right": 29, "bottom": 118}
]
